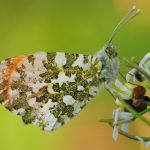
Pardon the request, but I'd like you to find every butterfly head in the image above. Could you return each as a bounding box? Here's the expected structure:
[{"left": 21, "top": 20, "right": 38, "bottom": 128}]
[{"left": 104, "top": 43, "right": 117, "bottom": 58}]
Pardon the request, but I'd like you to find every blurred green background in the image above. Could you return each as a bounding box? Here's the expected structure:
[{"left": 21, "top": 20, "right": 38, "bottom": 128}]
[{"left": 0, "top": 0, "right": 150, "bottom": 150}]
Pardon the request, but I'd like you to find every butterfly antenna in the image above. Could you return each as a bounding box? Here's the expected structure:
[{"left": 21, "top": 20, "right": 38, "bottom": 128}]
[{"left": 108, "top": 5, "right": 141, "bottom": 44}]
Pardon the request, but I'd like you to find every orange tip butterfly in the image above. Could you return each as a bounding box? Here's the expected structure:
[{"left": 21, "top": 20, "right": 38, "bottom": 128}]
[{"left": 0, "top": 6, "right": 140, "bottom": 131}]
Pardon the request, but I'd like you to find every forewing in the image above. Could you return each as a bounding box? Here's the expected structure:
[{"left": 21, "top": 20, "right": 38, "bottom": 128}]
[{"left": 0, "top": 51, "right": 102, "bottom": 131}]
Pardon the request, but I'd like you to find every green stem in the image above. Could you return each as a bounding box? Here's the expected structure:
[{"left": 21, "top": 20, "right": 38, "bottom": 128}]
[
  {"left": 108, "top": 122, "right": 150, "bottom": 142},
  {"left": 100, "top": 119, "right": 150, "bottom": 142},
  {"left": 139, "top": 107, "right": 150, "bottom": 116},
  {"left": 146, "top": 102, "right": 150, "bottom": 106},
  {"left": 99, "top": 118, "right": 132, "bottom": 125}
]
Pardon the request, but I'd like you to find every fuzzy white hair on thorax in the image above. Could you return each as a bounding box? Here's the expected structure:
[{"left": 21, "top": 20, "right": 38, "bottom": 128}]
[{"left": 95, "top": 45, "right": 120, "bottom": 86}]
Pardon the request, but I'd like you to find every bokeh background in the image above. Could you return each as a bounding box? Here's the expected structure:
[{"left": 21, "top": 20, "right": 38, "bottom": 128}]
[{"left": 0, "top": 0, "right": 150, "bottom": 150}]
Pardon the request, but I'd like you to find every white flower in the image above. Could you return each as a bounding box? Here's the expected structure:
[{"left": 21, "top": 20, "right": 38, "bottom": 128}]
[
  {"left": 112, "top": 108, "right": 133, "bottom": 141},
  {"left": 136, "top": 136, "right": 150, "bottom": 148},
  {"left": 112, "top": 108, "right": 120, "bottom": 141},
  {"left": 126, "top": 68, "right": 138, "bottom": 82},
  {"left": 121, "top": 123, "right": 129, "bottom": 133},
  {"left": 113, "top": 125, "right": 119, "bottom": 142},
  {"left": 139, "top": 53, "right": 150, "bottom": 74},
  {"left": 110, "top": 79, "right": 133, "bottom": 100},
  {"left": 126, "top": 53, "right": 150, "bottom": 83}
]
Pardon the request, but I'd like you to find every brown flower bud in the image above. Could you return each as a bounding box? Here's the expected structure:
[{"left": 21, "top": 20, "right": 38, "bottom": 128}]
[
  {"left": 124, "top": 99, "right": 133, "bottom": 112},
  {"left": 133, "top": 86, "right": 146, "bottom": 99},
  {"left": 124, "top": 98, "right": 147, "bottom": 112},
  {"left": 134, "top": 71, "right": 143, "bottom": 82},
  {"left": 132, "top": 98, "right": 147, "bottom": 112}
]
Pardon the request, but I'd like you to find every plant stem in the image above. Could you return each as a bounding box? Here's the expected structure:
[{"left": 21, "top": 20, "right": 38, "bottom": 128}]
[
  {"left": 108, "top": 122, "right": 150, "bottom": 142},
  {"left": 146, "top": 102, "right": 150, "bottom": 106},
  {"left": 100, "top": 119, "right": 150, "bottom": 141},
  {"left": 99, "top": 118, "right": 132, "bottom": 125},
  {"left": 139, "top": 107, "right": 150, "bottom": 116}
]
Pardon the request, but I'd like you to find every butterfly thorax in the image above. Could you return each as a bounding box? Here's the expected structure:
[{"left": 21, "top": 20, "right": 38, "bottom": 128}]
[{"left": 96, "top": 43, "right": 120, "bottom": 85}]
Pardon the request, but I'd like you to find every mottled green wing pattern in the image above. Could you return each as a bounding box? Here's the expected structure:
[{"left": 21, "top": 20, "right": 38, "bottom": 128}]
[{"left": 0, "top": 52, "right": 102, "bottom": 131}]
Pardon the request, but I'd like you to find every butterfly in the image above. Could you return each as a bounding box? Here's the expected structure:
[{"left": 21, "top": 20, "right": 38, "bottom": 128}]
[{"left": 0, "top": 6, "right": 140, "bottom": 131}]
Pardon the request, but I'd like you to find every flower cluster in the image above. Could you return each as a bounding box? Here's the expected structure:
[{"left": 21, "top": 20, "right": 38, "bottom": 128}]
[{"left": 100, "top": 53, "right": 150, "bottom": 147}]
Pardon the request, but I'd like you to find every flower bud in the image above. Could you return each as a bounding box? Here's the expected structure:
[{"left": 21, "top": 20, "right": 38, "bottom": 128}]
[
  {"left": 132, "top": 98, "right": 147, "bottom": 112},
  {"left": 124, "top": 98, "right": 147, "bottom": 112},
  {"left": 134, "top": 71, "right": 143, "bottom": 82},
  {"left": 133, "top": 86, "right": 146, "bottom": 99}
]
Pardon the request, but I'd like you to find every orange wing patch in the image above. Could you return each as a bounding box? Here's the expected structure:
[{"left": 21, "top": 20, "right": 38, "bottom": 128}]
[
  {"left": 0, "top": 55, "right": 28, "bottom": 109},
  {"left": 8, "top": 56, "right": 27, "bottom": 80}
]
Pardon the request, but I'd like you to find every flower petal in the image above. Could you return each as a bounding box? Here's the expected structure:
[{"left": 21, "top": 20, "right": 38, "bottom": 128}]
[
  {"left": 121, "top": 123, "right": 129, "bottom": 133},
  {"left": 136, "top": 136, "right": 150, "bottom": 148},
  {"left": 144, "top": 61, "right": 150, "bottom": 74},
  {"left": 139, "top": 53, "right": 150, "bottom": 67},
  {"left": 113, "top": 108, "right": 121, "bottom": 124},
  {"left": 126, "top": 69, "right": 136, "bottom": 82},
  {"left": 113, "top": 125, "right": 119, "bottom": 142},
  {"left": 115, "top": 80, "right": 132, "bottom": 95},
  {"left": 118, "top": 112, "right": 133, "bottom": 121},
  {"left": 117, "top": 93, "right": 131, "bottom": 99}
]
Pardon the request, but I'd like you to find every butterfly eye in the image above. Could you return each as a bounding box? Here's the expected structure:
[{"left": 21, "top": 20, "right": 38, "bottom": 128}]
[{"left": 105, "top": 45, "right": 117, "bottom": 58}]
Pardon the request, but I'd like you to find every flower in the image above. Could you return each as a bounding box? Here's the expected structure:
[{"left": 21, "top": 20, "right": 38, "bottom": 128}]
[
  {"left": 100, "top": 52, "right": 150, "bottom": 145},
  {"left": 109, "top": 79, "right": 133, "bottom": 100},
  {"left": 126, "top": 69, "right": 142, "bottom": 82},
  {"left": 126, "top": 53, "right": 150, "bottom": 83},
  {"left": 139, "top": 53, "right": 150, "bottom": 74},
  {"left": 112, "top": 108, "right": 133, "bottom": 141}
]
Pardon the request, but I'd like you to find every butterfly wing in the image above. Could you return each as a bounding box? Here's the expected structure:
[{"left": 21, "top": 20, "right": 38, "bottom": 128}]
[{"left": 0, "top": 51, "right": 102, "bottom": 131}]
